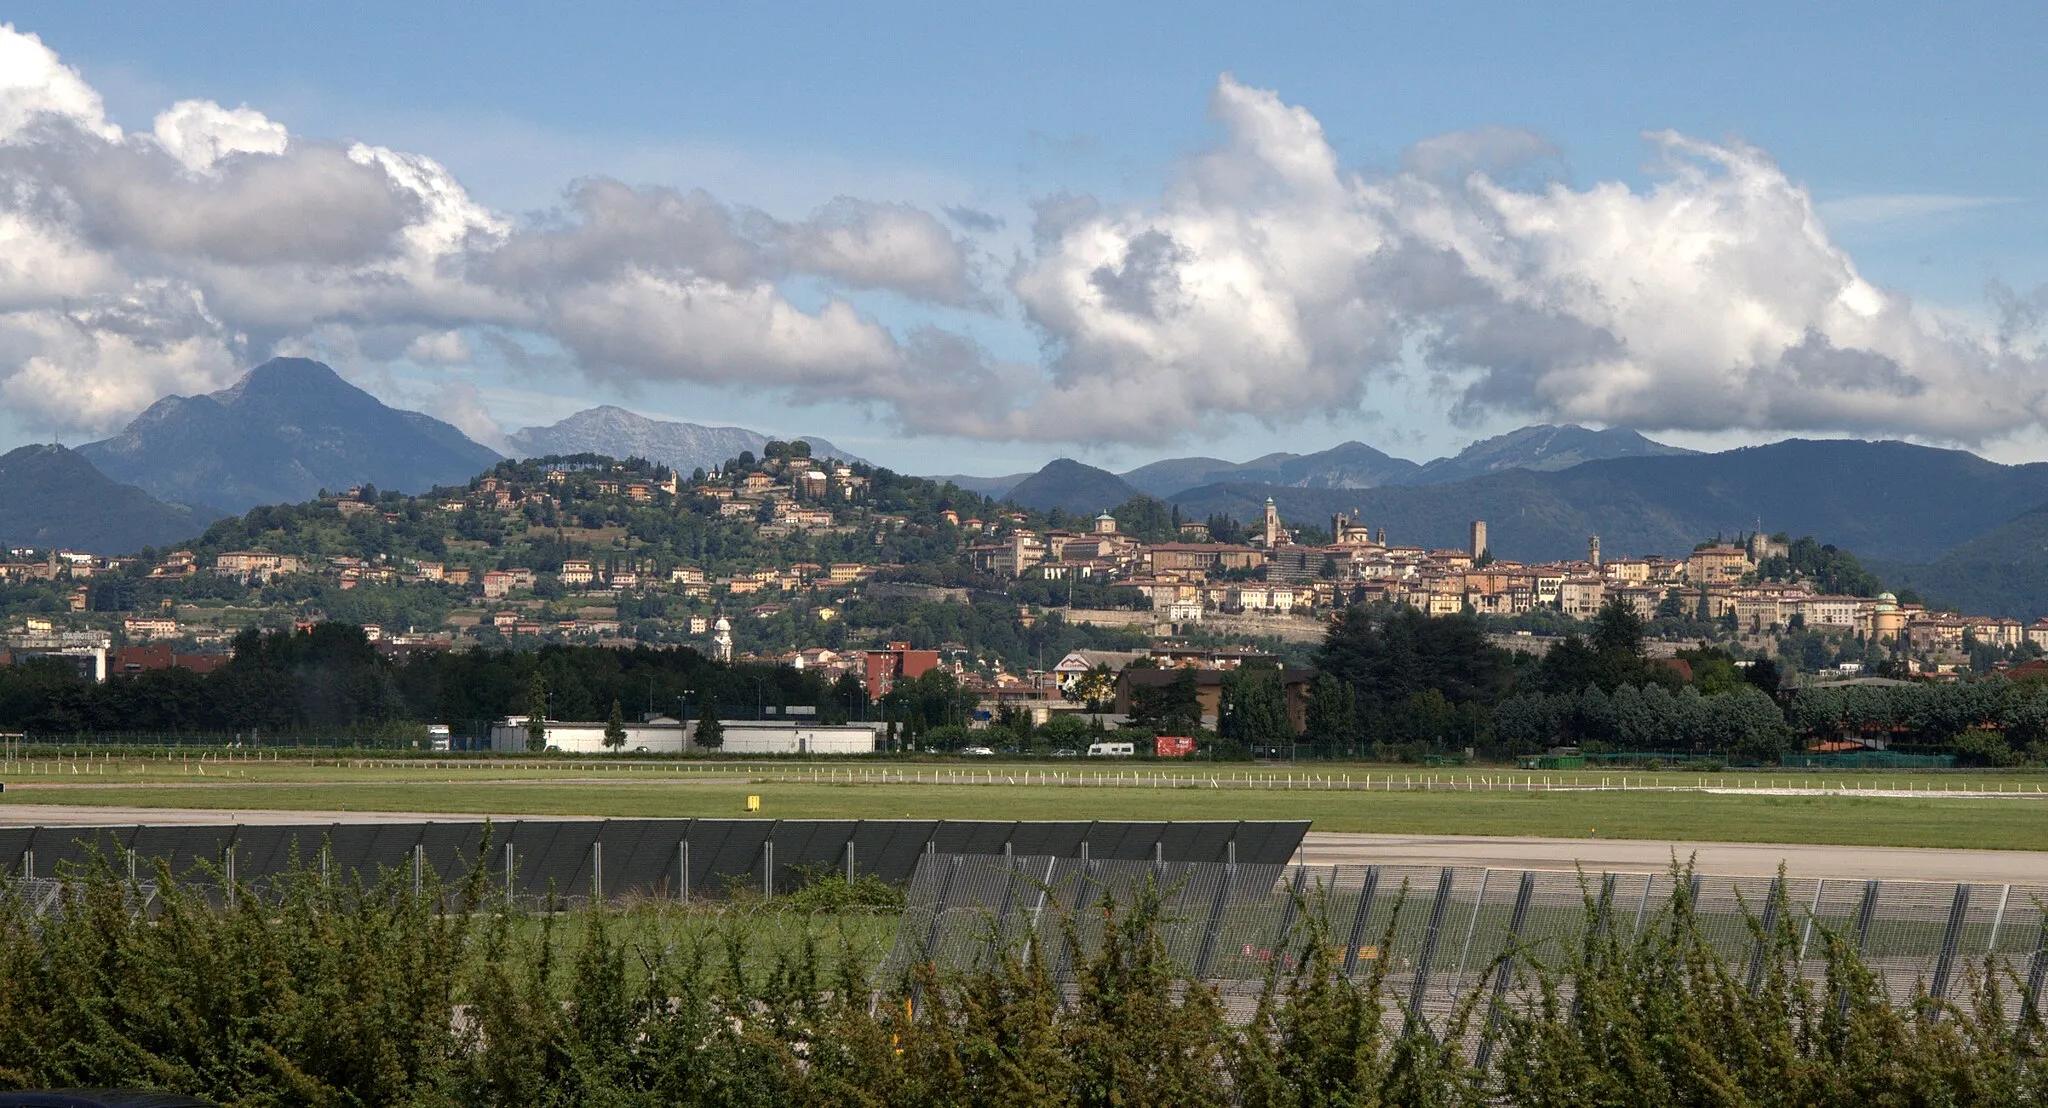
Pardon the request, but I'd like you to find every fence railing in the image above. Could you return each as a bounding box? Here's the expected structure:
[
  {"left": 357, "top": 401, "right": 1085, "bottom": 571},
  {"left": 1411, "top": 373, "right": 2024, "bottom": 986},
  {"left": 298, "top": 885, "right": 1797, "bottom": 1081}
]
[{"left": 884, "top": 854, "right": 2048, "bottom": 1027}]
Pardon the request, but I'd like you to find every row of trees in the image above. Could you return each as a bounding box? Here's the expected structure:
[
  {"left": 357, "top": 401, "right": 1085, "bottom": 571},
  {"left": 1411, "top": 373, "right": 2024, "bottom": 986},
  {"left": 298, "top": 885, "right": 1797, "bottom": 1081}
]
[{"left": 0, "top": 625, "right": 861, "bottom": 740}]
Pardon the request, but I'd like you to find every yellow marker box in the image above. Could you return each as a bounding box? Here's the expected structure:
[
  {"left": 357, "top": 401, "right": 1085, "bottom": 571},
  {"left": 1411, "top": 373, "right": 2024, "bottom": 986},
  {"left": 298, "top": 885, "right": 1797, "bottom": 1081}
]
[{"left": 745, "top": 795, "right": 761, "bottom": 811}]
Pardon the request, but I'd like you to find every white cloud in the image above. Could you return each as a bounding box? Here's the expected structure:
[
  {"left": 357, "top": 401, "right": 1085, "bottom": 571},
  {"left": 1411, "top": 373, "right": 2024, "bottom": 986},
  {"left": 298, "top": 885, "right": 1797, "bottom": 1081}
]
[
  {"left": 150, "top": 99, "right": 288, "bottom": 173},
  {"left": 1003, "top": 75, "right": 2048, "bottom": 444},
  {"left": 0, "top": 25, "right": 977, "bottom": 437},
  {"left": 0, "top": 24, "right": 2041, "bottom": 451},
  {"left": 1815, "top": 192, "right": 2021, "bottom": 227}
]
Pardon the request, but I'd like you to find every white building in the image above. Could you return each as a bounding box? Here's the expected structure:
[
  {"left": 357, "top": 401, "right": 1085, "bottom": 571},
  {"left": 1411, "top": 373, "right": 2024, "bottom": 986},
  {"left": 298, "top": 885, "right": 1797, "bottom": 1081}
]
[{"left": 489, "top": 717, "right": 882, "bottom": 755}]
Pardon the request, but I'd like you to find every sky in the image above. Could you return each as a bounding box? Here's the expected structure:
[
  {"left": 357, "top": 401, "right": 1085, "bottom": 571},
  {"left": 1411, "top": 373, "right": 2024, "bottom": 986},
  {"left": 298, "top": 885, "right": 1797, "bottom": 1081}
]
[{"left": 2, "top": 3, "right": 2045, "bottom": 475}]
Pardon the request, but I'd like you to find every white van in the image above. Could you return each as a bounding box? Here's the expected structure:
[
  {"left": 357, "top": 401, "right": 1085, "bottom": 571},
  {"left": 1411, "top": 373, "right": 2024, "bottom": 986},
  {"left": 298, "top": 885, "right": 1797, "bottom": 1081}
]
[{"left": 1086, "top": 741, "right": 1135, "bottom": 758}]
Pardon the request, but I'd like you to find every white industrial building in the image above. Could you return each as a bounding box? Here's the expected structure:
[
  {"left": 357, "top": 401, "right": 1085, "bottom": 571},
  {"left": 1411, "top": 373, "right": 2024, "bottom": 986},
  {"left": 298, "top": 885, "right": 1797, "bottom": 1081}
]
[{"left": 490, "top": 716, "right": 881, "bottom": 755}]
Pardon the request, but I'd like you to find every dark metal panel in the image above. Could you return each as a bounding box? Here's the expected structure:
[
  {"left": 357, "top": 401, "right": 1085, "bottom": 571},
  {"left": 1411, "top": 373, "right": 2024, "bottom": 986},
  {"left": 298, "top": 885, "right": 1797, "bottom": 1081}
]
[
  {"left": 521, "top": 821, "right": 603, "bottom": 901},
  {"left": 1006, "top": 821, "right": 1091, "bottom": 860},
  {"left": 1095, "top": 821, "right": 1169, "bottom": 860},
  {"left": 688, "top": 820, "right": 775, "bottom": 895},
  {"left": 850, "top": 819, "right": 941, "bottom": 883}
]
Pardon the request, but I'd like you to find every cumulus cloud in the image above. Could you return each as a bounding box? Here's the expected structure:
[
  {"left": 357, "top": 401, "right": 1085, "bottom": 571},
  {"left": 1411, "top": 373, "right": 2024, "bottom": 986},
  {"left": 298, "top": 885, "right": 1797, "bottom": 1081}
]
[
  {"left": 1, "top": 23, "right": 2042, "bottom": 450},
  {"left": 1001, "top": 74, "right": 2048, "bottom": 444},
  {"left": 0, "top": 25, "right": 978, "bottom": 437}
]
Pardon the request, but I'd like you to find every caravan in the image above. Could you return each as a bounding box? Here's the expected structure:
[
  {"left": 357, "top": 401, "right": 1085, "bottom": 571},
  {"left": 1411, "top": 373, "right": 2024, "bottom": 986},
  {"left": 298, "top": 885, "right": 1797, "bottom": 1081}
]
[{"left": 1086, "top": 741, "right": 1134, "bottom": 758}]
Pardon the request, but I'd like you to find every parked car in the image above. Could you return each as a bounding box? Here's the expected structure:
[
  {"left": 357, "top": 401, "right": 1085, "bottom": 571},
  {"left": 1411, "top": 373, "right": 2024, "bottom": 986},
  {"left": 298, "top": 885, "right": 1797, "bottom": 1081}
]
[
  {"left": 1049, "top": 748, "right": 1080, "bottom": 758},
  {"left": 961, "top": 746, "right": 996, "bottom": 756}
]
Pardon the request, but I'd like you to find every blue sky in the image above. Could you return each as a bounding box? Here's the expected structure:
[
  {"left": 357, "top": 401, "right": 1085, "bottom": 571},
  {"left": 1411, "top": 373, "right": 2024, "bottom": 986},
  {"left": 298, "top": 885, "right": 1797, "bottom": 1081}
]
[{"left": 7, "top": 4, "right": 2046, "bottom": 473}]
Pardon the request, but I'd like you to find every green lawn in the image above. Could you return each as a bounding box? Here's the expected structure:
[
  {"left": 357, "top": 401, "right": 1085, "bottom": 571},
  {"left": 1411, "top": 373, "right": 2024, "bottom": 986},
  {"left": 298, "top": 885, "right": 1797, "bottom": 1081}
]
[{"left": 4, "top": 777, "right": 2043, "bottom": 851}]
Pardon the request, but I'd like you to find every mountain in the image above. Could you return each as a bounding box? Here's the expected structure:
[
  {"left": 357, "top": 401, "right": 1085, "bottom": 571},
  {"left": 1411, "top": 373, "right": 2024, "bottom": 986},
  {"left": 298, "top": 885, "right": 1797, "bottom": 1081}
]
[
  {"left": 507, "top": 406, "right": 865, "bottom": 474},
  {"left": 1408, "top": 425, "right": 1695, "bottom": 485},
  {"left": 1004, "top": 459, "right": 1147, "bottom": 515},
  {"left": 1122, "top": 442, "right": 1422, "bottom": 498},
  {"left": 928, "top": 472, "right": 1035, "bottom": 497},
  {"left": 1869, "top": 503, "right": 2048, "bottom": 619},
  {"left": 0, "top": 445, "right": 217, "bottom": 553},
  {"left": 79, "top": 358, "right": 502, "bottom": 514},
  {"left": 1168, "top": 440, "right": 2048, "bottom": 565}
]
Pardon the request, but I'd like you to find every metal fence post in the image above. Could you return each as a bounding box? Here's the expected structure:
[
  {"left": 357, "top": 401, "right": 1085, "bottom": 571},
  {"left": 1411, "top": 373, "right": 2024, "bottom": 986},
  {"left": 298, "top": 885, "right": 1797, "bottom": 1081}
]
[
  {"left": 1745, "top": 877, "right": 1783, "bottom": 995},
  {"left": 1837, "top": 880, "right": 1883, "bottom": 1020},
  {"left": 679, "top": 839, "right": 690, "bottom": 902},
  {"left": 503, "top": 842, "right": 514, "bottom": 901},
  {"left": 2022, "top": 915, "right": 2048, "bottom": 1026},
  {"left": 1404, "top": 868, "right": 1457, "bottom": 1037},
  {"left": 1930, "top": 884, "right": 1972, "bottom": 1003},
  {"left": 1341, "top": 866, "right": 1382, "bottom": 977},
  {"left": 590, "top": 841, "right": 603, "bottom": 904},
  {"left": 1475, "top": 871, "right": 1537, "bottom": 1072},
  {"left": 413, "top": 844, "right": 424, "bottom": 898},
  {"left": 1572, "top": 874, "right": 1618, "bottom": 1025}
]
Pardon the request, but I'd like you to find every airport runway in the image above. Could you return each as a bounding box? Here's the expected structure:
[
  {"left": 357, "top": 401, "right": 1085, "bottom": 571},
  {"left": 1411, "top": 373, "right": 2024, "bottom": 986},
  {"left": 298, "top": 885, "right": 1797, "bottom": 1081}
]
[{"left": 1299, "top": 831, "right": 2048, "bottom": 884}]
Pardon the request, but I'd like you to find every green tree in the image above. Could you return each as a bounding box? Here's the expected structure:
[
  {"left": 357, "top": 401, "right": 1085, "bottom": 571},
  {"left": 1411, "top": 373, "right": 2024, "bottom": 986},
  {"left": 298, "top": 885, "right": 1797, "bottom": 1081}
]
[
  {"left": 693, "top": 690, "right": 723, "bottom": 750},
  {"left": 1304, "top": 673, "right": 1360, "bottom": 748},
  {"left": 1220, "top": 670, "right": 1291, "bottom": 749},
  {"left": 1128, "top": 668, "right": 1203, "bottom": 734},
  {"left": 523, "top": 672, "right": 548, "bottom": 752},
  {"left": 603, "top": 698, "right": 627, "bottom": 751}
]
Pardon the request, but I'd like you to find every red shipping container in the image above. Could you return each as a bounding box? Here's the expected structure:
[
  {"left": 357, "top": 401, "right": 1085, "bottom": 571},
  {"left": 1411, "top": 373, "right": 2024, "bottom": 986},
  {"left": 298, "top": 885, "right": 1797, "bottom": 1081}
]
[{"left": 1154, "top": 735, "right": 1195, "bottom": 758}]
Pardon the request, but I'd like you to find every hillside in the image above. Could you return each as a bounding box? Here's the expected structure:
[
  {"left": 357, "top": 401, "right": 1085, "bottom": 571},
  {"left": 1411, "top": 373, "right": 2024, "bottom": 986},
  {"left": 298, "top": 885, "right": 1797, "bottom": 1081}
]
[
  {"left": 1169, "top": 440, "right": 2048, "bottom": 564},
  {"left": 1869, "top": 502, "right": 2048, "bottom": 618},
  {"left": 79, "top": 358, "right": 502, "bottom": 513},
  {"left": 0, "top": 445, "right": 216, "bottom": 553},
  {"left": 1004, "top": 459, "right": 1146, "bottom": 515},
  {"left": 1407, "top": 425, "right": 1694, "bottom": 485},
  {"left": 507, "top": 406, "right": 864, "bottom": 473}
]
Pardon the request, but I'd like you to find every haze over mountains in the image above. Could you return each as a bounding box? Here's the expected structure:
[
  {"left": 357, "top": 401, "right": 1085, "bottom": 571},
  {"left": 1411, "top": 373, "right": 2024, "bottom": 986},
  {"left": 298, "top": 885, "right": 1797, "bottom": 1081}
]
[
  {"left": 506, "top": 406, "right": 864, "bottom": 474},
  {"left": 958, "top": 425, "right": 1693, "bottom": 504},
  {"left": 80, "top": 358, "right": 502, "bottom": 515}
]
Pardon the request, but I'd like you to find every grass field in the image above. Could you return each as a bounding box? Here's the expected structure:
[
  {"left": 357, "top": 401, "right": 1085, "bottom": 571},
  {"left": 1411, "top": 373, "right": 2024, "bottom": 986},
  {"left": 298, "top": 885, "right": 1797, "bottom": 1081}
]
[{"left": 2, "top": 755, "right": 2046, "bottom": 850}]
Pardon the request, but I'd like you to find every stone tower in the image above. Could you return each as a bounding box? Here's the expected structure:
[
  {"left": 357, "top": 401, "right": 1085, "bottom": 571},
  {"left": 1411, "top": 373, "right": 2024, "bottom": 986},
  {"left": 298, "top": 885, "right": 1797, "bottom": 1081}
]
[
  {"left": 1263, "top": 497, "right": 1282, "bottom": 547},
  {"left": 1588, "top": 535, "right": 1602, "bottom": 568},
  {"left": 1470, "top": 520, "right": 1488, "bottom": 560}
]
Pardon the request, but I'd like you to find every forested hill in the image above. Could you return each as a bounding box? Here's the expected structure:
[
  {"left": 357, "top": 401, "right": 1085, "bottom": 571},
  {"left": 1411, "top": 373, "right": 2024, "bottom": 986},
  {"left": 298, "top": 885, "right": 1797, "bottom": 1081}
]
[
  {"left": 0, "top": 444, "right": 218, "bottom": 553},
  {"left": 1168, "top": 439, "right": 2048, "bottom": 564}
]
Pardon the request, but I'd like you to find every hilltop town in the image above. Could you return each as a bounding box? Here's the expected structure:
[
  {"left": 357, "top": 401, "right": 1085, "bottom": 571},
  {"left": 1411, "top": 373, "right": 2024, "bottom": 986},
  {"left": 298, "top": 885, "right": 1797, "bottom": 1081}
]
[{"left": 2, "top": 438, "right": 2044, "bottom": 704}]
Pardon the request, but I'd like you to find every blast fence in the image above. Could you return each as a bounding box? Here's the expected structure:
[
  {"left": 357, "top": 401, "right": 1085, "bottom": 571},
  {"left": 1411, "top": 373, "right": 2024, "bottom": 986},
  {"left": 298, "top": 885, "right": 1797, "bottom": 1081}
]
[
  {"left": 883, "top": 854, "right": 2048, "bottom": 1031},
  {"left": 0, "top": 819, "right": 1307, "bottom": 907}
]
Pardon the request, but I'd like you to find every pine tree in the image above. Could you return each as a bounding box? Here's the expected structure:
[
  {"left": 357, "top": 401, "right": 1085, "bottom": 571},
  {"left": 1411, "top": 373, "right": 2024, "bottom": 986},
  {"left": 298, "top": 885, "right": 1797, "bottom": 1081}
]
[
  {"left": 523, "top": 672, "right": 548, "bottom": 752},
  {"left": 603, "top": 699, "right": 627, "bottom": 751},
  {"left": 694, "top": 691, "right": 723, "bottom": 750}
]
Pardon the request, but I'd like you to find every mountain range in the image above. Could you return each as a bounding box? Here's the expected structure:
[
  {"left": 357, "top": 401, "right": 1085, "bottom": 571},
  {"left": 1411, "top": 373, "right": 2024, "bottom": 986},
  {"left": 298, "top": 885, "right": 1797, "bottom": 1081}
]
[
  {"left": 506, "top": 406, "right": 864, "bottom": 474},
  {"left": 955, "top": 425, "right": 1692, "bottom": 503},
  {"left": 0, "top": 445, "right": 217, "bottom": 553},
  {"left": 80, "top": 358, "right": 502, "bottom": 514}
]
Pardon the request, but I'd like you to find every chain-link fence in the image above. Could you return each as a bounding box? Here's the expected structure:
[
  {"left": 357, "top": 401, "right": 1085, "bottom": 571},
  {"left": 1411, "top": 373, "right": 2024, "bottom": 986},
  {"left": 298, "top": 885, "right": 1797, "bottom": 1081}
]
[{"left": 884, "top": 855, "right": 2048, "bottom": 1029}]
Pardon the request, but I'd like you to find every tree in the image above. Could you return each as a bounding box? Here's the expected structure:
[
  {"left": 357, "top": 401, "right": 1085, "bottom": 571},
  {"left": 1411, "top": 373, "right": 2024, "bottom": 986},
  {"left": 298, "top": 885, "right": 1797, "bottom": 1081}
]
[
  {"left": 1220, "top": 670, "right": 1291, "bottom": 749},
  {"left": 523, "top": 673, "right": 548, "bottom": 752},
  {"left": 1304, "top": 673, "right": 1360, "bottom": 748},
  {"left": 693, "top": 691, "right": 723, "bottom": 750},
  {"left": 1128, "top": 668, "right": 1202, "bottom": 735},
  {"left": 603, "top": 699, "right": 627, "bottom": 751},
  {"left": 1066, "top": 663, "right": 1117, "bottom": 710}
]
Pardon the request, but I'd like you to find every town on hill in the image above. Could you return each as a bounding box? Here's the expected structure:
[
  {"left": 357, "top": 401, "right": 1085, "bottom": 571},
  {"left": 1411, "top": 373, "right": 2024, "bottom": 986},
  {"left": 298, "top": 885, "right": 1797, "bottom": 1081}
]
[{"left": 5, "top": 427, "right": 2048, "bottom": 764}]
